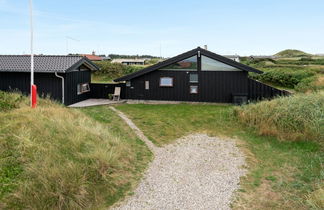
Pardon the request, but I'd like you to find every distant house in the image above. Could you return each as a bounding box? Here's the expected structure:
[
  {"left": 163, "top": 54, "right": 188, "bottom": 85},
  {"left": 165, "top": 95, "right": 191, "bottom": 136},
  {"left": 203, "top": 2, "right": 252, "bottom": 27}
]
[
  {"left": 81, "top": 51, "right": 104, "bottom": 61},
  {"left": 0, "top": 55, "right": 99, "bottom": 105},
  {"left": 114, "top": 47, "right": 287, "bottom": 104},
  {"left": 223, "top": 55, "right": 240, "bottom": 62},
  {"left": 99, "top": 55, "right": 112, "bottom": 61},
  {"left": 112, "top": 58, "right": 147, "bottom": 65}
]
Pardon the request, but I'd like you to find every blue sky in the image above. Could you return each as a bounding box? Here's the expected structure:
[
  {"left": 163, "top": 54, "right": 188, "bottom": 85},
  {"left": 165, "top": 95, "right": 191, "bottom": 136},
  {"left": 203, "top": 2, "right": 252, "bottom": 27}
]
[{"left": 0, "top": 0, "right": 323, "bottom": 57}]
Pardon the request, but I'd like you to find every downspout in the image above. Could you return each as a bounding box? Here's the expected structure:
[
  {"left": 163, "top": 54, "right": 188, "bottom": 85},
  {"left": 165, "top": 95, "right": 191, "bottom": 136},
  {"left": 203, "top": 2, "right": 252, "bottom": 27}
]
[{"left": 55, "top": 72, "right": 65, "bottom": 104}]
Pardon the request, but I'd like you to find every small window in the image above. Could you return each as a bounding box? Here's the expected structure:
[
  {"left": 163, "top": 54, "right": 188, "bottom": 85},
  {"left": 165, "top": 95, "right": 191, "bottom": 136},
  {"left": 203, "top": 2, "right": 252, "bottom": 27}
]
[
  {"left": 126, "top": 81, "right": 131, "bottom": 87},
  {"left": 190, "top": 86, "right": 198, "bottom": 94},
  {"left": 145, "top": 81, "right": 149, "bottom": 90},
  {"left": 189, "top": 74, "right": 198, "bottom": 83},
  {"left": 77, "top": 83, "right": 90, "bottom": 95},
  {"left": 160, "top": 77, "right": 173, "bottom": 87}
]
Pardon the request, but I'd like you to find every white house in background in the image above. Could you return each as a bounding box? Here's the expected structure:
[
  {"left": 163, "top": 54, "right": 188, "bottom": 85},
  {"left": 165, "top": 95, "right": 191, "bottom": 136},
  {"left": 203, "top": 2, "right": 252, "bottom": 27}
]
[
  {"left": 223, "top": 55, "right": 240, "bottom": 62},
  {"left": 112, "top": 58, "right": 147, "bottom": 65}
]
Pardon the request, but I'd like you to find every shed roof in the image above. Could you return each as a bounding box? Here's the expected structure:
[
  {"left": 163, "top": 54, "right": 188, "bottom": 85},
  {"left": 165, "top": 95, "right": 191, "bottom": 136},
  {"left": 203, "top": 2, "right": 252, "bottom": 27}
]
[
  {"left": 114, "top": 47, "right": 262, "bottom": 82},
  {"left": 0, "top": 55, "right": 99, "bottom": 73}
]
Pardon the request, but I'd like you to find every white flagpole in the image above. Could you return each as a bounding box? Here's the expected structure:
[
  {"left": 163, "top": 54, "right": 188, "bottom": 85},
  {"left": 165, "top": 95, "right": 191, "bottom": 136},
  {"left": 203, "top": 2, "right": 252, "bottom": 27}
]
[{"left": 29, "top": 0, "right": 34, "bottom": 107}]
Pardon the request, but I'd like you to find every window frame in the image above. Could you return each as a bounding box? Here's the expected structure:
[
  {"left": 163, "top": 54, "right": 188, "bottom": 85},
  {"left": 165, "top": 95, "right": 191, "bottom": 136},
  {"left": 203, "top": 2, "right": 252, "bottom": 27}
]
[
  {"left": 145, "top": 80, "right": 149, "bottom": 90},
  {"left": 126, "top": 81, "right": 131, "bottom": 87},
  {"left": 189, "top": 73, "right": 198, "bottom": 83},
  {"left": 159, "top": 77, "right": 174, "bottom": 87},
  {"left": 189, "top": 85, "right": 198, "bottom": 94},
  {"left": 77, "top": 83, "right": 90, "bottom": 95}
]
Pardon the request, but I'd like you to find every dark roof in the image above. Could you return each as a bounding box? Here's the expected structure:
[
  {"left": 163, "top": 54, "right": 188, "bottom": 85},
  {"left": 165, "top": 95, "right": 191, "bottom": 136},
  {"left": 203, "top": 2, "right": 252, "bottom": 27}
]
[
  {"left": 114, "top": 47, "right": 263, "bottom": 82},
  {"left": 0, "top": 55, "right": 99, "bottom": 73}
]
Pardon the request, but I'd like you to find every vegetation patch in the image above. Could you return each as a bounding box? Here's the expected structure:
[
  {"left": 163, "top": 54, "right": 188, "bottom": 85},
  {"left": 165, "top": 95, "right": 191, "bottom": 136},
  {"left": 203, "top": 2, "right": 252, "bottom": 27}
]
[
  {"left": 0, "top": 94, "right": 151, "bottom": 209},
  {"left": 92, "top": 61, "right": 145, "bottom": 83},
  {"left": 274, "top": 49, "right": 310, "bottom": 58},
  {"left": 235, "top": 92, "right": 324, "bottom": 142},
  {"left": 0, "top": 91, "right": 25, "bottom": 111}
]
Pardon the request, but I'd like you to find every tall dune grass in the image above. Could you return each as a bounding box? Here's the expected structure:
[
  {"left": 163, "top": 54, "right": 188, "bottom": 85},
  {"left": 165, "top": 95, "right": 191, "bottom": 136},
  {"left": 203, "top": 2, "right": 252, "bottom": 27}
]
[
  {"left": 0, "top": 93, "right": 151, "bottom": 209},
  {"left": 235, "top": 92, "right": 324, "bottom": 142}
]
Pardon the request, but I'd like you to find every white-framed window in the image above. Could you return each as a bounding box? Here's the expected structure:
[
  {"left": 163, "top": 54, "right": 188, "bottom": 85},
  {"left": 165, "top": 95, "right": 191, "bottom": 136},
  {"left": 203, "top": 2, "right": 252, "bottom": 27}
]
[
  {"left": 189, "top": 73, "right": 198, "bottom": 83},
  {"left": 160, "top": 77, "right": 173, "bottom": 87},
  {"left": 190, "top": 85, "right": 198, "bottom": 94},
  {"left": 145, "top": 81, "right": 149, "bottom": 90},
  {"left": 126, "top": 81, "right": 131, "bottom": 87},
  {"left": 77, "top": 83, "right": 90, "bottom": 95}
]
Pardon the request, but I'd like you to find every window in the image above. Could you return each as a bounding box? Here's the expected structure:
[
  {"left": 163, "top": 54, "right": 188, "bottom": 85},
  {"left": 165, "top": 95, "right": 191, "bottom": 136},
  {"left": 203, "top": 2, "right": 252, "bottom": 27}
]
[
  {"left": 145, "top": 81, "right": 149, "bottom": 90},
  {"left": 190, "top": 86, "right": 198, "bottom": 94},
  {"left": 160, "top": 56, "right": 197, "bottom": 71},
  {"left": 126, "top": 81, "right": 131, "bottom": 87},
  {"left": 160, "top": 77, "right": 173, "bottom": 87},
  {"left": 189, "top": 74, "right": 198, "bottom": 83},
  {"left": 77, "top": 83, "right": 90, "bottom": 95},
  {"left": 201, "top": 55, "right": 241, "bottom": 71}
]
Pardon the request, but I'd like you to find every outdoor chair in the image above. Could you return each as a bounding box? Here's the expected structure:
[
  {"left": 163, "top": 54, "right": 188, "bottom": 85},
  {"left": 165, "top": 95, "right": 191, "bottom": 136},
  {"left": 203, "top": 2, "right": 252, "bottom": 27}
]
[{"left": 112, "top": 87, "right": 121, "bottom": 101}]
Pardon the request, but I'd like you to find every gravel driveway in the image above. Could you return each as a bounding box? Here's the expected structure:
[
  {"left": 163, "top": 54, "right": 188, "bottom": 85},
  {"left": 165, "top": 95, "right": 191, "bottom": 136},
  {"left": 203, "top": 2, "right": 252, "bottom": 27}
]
[{"left": 110, "top": 107, "right": 246, "bottom": 210}]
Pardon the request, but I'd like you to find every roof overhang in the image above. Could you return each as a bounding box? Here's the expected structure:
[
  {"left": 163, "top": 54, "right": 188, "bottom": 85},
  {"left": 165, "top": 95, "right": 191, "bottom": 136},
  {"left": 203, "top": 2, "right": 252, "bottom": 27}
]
[{"left": 114, "top": 47, "right": 263, "bottom": 82}]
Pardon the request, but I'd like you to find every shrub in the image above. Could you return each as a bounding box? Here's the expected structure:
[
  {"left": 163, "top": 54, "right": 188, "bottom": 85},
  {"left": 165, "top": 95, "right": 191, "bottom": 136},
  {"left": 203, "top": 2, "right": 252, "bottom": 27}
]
[
  {"left": 93, "top": 61, "right": 145, "bottom": 80},
  {"left": 0, "top": 91, "right": 25, "bottom": 111},
  {"left": 276, "top": 58, "right": 324, "bottom": 65},
  {"left": 235, "top": 92, "right": 324, "bottom": 142},
  {"left": 249, "top": 68, "right": 316, "bottom": 89}
]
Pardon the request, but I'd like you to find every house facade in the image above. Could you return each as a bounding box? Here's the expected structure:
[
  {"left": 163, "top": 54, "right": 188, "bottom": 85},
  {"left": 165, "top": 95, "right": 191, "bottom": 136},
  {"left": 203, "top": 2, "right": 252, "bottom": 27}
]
[
  {"left": 0, "top": 55, "right": 99, "bottom": 105},
  {"left": 114, "top": 47, "right": 287, "bottom": 103}
]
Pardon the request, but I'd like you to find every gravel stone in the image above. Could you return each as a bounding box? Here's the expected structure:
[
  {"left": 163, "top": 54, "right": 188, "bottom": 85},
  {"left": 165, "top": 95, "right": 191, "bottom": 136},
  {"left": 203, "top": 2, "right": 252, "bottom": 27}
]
[{"left": 111, "top": 134, "right": 246, "bottom": 210}]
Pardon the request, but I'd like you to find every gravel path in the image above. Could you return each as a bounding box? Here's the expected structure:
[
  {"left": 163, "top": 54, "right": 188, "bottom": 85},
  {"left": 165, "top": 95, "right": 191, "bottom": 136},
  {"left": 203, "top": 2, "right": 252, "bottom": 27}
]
[{"left": 110, "top": 107, "right": 246, "bottom": 210}]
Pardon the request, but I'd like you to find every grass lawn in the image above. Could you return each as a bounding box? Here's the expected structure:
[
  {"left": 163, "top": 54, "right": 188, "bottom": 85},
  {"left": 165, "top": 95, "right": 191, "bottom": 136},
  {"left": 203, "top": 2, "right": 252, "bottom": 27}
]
[
  {"left": 79, "top": 106, "right": 153, "bottom": 206},
  {"left": 116, "top": 104, "right": 323, "bottom": 209}
]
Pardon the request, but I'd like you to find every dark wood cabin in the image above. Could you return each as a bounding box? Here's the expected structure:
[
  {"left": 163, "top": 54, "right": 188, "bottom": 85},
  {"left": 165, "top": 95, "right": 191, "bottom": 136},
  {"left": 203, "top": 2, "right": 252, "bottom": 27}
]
[
  {"left": 0, "top": 55, "right": 99, "bottom": 105},
  {"left": 114, "top": 47, "right": 287, "bottom": 104}
]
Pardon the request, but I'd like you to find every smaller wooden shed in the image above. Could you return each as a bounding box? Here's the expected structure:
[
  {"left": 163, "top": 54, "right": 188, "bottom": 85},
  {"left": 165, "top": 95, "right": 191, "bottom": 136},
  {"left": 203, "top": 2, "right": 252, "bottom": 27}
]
[{"left": 0, "top": 55, "right": 99, "bottom": 105}]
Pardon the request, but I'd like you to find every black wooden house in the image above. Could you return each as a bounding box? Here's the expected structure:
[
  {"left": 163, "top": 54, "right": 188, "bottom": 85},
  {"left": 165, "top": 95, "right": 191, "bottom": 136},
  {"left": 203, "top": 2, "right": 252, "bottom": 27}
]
[
  {"left": 114, "top": 47, "right": 287, "bottom": 103},
  {"left": 0, "top": 55, "right": 99, "bottom": 105}
]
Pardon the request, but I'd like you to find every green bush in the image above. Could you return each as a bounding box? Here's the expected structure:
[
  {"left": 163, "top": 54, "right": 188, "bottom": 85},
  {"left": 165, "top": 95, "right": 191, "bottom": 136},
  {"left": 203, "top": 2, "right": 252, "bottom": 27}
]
[
  {"left": 276, "top": 58, "right": 324, "bottom": 65},
  {"left": 235, "top": 92, "right": 324, "bottom": 142},
  {"left": 93, "top": 61, "right": 145, "bottom": 80},
  {"left": 249, "top": 68, "right": 316, "bottom": 89},
  {"left": 0, "top": 91, "right": 24, "bottom": 111}
]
